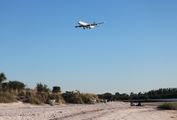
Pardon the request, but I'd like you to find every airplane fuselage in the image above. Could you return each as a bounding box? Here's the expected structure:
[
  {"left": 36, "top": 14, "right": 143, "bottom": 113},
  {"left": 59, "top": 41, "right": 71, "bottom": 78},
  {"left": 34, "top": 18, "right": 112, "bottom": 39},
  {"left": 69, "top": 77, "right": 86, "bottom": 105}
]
[
  {"left": 78, "top": 21, "right": 95, "bottom": 29},
  {"left": 75, "top": 21, "right": 100, "bottom": 29},
  {"left": 78, "top": 21, "right": 88, "bottom": 26}
]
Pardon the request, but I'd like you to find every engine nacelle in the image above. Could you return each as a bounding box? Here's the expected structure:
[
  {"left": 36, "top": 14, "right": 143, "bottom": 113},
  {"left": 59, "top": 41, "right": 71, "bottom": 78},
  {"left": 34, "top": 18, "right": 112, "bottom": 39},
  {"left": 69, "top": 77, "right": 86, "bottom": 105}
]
[{"left": 89, "top": 26, "right": 95, "bottom": 29}]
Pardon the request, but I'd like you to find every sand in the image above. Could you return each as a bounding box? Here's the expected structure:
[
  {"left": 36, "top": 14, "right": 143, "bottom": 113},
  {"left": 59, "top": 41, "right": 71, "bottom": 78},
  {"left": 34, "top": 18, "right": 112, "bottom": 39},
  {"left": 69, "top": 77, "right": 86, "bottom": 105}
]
[{"left": 0, "top": 102, "right": 177, "bottom": 120}]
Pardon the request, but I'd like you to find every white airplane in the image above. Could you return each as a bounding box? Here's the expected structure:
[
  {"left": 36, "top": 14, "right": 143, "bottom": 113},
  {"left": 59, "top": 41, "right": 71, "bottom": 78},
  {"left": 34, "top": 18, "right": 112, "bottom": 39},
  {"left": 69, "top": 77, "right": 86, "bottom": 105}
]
[{"left": 75, "top": 21, "right": 104, "bottom": 29}]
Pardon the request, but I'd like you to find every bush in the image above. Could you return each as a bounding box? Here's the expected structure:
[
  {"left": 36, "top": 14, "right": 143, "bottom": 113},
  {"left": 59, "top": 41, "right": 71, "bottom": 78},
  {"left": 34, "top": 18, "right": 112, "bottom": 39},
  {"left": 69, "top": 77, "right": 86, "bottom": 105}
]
[
  {"left": 81, "top": 93, "right": 99, "bottom": 104},
  {"left": 52, "top": 86, "right": 61, "bottom": 93},
  {"left": 26, "top": 89, "right": 37, "bottom": 97},
  {"left": 0, "top": 92, "right": 17, "bottom": 103},
  {"left": 8, "top": 81, "right": 26, "bottom": 91},
  {"left": 81, "top": 94, "right": 92, "bottom": 104},
  {"left": 25, "top": 89, "right": 50, "bottom": 104},
  {"left": 62, "top": 91, "right": 84, "bottom": 104},
  {"left": 62, "top": 91, "right": 99, "bottom": 104},
  {"left": 49, "top": 93, "right": 65, "bottom": 104},
  {"left": 158, "top": 103, "right": 177, "bottom": 110},
  {"left": 36, "top": 83, "right": 50, "bottom": 93},
  {"left": 25, "top": 89, "right": 66, "bottom": 105},
  {"left": 19, "top": 89, "right": 26, "bottom": 96},
  {"left": 35, "top": 92, "right": 49, "bottom": 103},
  {"left": 26, "top": 97, "right": 41, "bottom": 105}
]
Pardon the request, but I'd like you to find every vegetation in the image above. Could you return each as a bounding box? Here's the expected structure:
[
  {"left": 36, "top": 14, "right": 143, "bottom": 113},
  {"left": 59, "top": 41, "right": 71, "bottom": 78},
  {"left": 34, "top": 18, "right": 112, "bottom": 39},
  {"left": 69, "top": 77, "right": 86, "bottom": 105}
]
[
  {"left": 0, "top": 72, "right": 7, "bottom": 90},
  {"left": 0, "top": 72, "right": 176, "bottom": 106},
  {"left": 52, "top": 86, "right": 61, "bottom": 93},
  {"left": 81, "top": 93, "right": 99, "bottom": 104},
  {"left": 2, "top": 81, "right": 26, "bottom": 92},
  {"left": 98, "top": 92, "right": 129, "bottom": 101},
  {"left": 36, "top": 83, "right": 50, "bottom": 93},
  {"left": 98, "top": 88, "right": 177, "bottom": 102},
  {"left": 0, "top": 92, "right": 17, "bottom": 103},
  {"left": 158, "top": 103, "right": 177, "bottom": 110},
  {"left": 35, "top": 92, "right": 49, "bottom": 103},
  {"left": 24, "top": 84, "right": 65, "bottom": 104},
  {"left": 49, "top": 93, "right": 65, "bottom": 104},
  {"left": 26, "top": 97, "right": 41, "bottom": 105},
  {"left": 62, "top": 91, "right": 98, "bottom": 104}
]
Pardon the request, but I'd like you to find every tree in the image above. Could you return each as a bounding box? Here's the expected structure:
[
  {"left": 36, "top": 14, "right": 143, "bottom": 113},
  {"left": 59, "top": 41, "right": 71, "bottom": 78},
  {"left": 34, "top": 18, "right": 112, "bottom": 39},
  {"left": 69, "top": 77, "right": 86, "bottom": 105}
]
[
  {"left": 0, "top": 72, "right": 7, "bottom": 90},
  {"left": 36, "top": 83, "right": 50, "bottom": 93},
  {"left": 102, "top": 93, "right": 113, "bottom": 101},
  {"left": 8, "top": 81, "right": 26, "bottom": 91},
  {"left": 52, "top": 86, "right": 61, "bottom": 93},
  {"left": 2, "top": 82, "right": 8, "bottom": 91}
]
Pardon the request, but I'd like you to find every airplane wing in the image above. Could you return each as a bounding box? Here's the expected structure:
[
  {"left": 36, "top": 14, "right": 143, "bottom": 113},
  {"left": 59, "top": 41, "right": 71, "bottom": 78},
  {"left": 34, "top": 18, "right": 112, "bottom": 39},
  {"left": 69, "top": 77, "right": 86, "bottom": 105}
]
[
  {"left": 90, "top": 22, "right": 105, "bottom": 26},
  {"left": 75, "top": 24, "right": 92, "bottom": 28},
  {"left": 75, "top": 25, "right": 84, "bottom": 28}
]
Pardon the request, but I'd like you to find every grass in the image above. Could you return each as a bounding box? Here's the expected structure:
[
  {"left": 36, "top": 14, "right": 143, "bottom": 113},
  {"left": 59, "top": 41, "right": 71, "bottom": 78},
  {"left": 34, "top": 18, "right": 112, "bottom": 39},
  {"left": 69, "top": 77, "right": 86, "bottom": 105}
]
[
  {"left": 158, "top": 103, "right": 177, "bottom": 110},
  {"left": 81, "top": 93, "right": 100, "bottom": 104},
  {"left": 0, "top": 90, "right": 99, "bottom": 105},
  {"left": 26, "top": 97, "right": 41, "bottom": 105},
  {"left": 0, "top": 92, "right": 17, "bottom": 103},
  {"left": 49, "top": 93, "right": 65, "bottom": 104},
  {"left": 62, "top": 91, "right": 100, "bottom": 104}
]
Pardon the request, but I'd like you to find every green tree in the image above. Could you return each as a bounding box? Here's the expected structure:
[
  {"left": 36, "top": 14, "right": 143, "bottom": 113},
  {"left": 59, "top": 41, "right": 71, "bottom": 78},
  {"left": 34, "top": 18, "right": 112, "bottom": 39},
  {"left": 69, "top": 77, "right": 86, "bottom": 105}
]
[
  {"left": 52, "top": 86, "right": 61, "bottom": 93},
  {"left": 0, "top": 72, "right": 7, "bottom": 91},
  {"left": 8, "top": 81, "right": 25, "bottom": 91},
  {"left": 2, "top": 82, "right": 8, "bottom": 91},
  {"left": 102, "top": 93, "right": 113, "bottom": 101},
  {"left": 36, "top": 83, "right": 50, "bottom": 93}
]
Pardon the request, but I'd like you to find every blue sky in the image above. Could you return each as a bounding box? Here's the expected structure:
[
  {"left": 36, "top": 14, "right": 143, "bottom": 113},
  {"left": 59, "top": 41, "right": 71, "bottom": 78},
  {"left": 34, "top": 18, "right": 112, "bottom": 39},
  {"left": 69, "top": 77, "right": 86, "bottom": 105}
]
[{"left": 1, "top": 0, "right": 177, "bottom": 94}]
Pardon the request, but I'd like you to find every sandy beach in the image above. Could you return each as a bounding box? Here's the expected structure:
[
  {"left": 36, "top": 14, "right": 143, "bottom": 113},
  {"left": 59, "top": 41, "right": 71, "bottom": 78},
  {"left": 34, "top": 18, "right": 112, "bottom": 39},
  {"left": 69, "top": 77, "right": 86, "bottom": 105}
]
[{"left": 0, "top": 102, "right": 177, "bottom": 120}]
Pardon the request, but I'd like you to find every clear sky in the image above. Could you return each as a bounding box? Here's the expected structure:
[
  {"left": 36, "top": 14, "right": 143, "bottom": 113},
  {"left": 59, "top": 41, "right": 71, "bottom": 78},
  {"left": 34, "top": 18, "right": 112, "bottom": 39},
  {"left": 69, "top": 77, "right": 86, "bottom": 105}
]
[{"left": 1, "top": 0, "right": 177, "bottom": 94}]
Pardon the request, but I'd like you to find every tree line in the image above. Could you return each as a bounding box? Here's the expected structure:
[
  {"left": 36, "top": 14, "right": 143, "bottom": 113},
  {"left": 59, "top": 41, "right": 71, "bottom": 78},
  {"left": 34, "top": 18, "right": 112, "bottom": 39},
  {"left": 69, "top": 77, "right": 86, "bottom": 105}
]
[
  {"left": 98, "top": 88, "right": 177, "bottom": 101},
  {"left": 0, "top": 72, "right": 176, "bottom": 103}
]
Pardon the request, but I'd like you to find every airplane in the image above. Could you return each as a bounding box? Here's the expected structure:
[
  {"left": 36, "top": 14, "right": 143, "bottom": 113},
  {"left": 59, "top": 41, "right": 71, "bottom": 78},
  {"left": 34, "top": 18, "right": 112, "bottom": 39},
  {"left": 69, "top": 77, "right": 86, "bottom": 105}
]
[{"left": 75, "top": 21, "right": 104, "bottom": 29}]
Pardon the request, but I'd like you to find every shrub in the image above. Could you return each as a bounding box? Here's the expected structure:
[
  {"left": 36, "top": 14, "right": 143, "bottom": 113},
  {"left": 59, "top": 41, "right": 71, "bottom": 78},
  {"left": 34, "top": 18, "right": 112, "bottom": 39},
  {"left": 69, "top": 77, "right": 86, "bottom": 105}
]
[
  {"left": 81, "top": 94, "right": 92, "bottom": 104},
  {"left": 9, "top": 89, "right": 19, "bottom": 95},
  {"left": 158, "top": 103, "right": 177, "bottom": 110},
  {"left": 19, "top": 89, "right": 26, "bottom": 96},
  {"left": 52, "top": 86, "right": 61, "bottom": 93},
  {"left": 26, "top": 89, "right": 49, "bottom": 104},
  {"left": 26, "top": 97, "right": 41, "bottom": 105},
  {"left": 36, "top": 83, "right": 50, "bottom": 93},
  {"left": 26, "top": 89, "right": 37, "bottom": 98},
  {"left": 62, "top": 91, "right": 84, "bottom": 104},
  {"left": 72, "top": 93, "right": 84, "bottom": 104},
  {"left": 8, "top": 81, "right": 26, "bottom": 91},
  {"left": 81, "top": 93, "right": 99, "bottom": 104},
  {"left": 62, "top": 91, "right": 99, "bottom": 104},
  {"left": 0, "top": 92, "right": 17, "bottom": 103},
  {"left": 49, "top": 93, "right": 65, "bottom": 104},
  {"left": 35, "top": 92, "right": 49, "bottom": 103}
]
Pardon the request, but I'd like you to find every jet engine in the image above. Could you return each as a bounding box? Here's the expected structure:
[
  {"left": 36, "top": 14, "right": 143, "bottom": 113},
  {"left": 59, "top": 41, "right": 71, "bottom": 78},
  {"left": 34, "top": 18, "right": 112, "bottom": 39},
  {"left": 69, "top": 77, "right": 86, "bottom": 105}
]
[{"left": 89, "top": 26, "right": 95, "bottom": 29}]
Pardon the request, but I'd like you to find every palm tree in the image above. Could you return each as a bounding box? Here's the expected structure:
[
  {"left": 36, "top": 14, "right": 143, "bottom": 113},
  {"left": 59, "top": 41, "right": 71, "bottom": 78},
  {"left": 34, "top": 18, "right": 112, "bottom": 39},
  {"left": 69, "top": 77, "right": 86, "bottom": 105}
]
[{"left": 0, "top": 72, "right": 7, "bottom": 90}]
